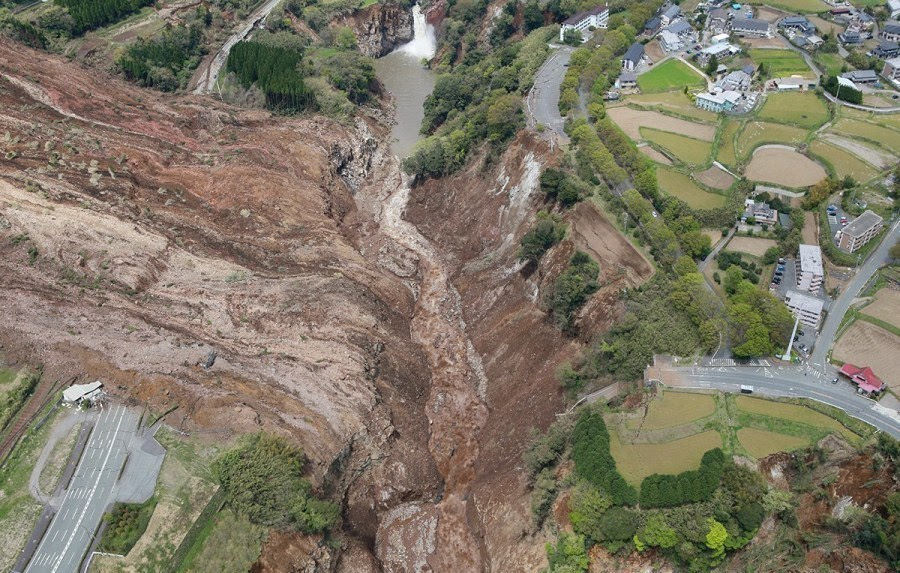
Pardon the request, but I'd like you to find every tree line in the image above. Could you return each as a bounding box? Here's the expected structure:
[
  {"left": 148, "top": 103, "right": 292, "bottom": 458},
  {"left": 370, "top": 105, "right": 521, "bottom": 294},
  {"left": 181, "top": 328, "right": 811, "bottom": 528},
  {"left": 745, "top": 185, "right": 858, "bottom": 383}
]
[
  {"left": 639, "top": 448, "right": 725, "bottom": 508},
  {"left": 119, "top": 23, "right": 206, "bottom": 92},
  {"left": 226, "top": 40, "right": 315, "bottom": 113},
  {"left": 55, "top": 0, "right": 154, "bottom": 34}
]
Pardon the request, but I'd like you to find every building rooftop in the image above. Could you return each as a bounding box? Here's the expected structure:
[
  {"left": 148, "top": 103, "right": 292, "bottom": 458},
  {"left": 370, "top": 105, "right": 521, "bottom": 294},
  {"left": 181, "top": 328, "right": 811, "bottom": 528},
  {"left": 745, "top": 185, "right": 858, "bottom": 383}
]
[
  {"left": 840, "top": 363, "right": 884, "bottom": 393},
  {"left": 842, "top": 210, "right": 884, "bottom": 238},
  {"left": 63, "top": 381, "right": 103, "bottom": 403},
  {"left": 785, "top": 289, "right": 825, "bottom": 314},
  {"left": 884, "top": 23, "right": 900, "bottom": 35},
  {"left": 666, "top": 20, "right": 693, "bottom": 35},
  {"left": 662, "top": 4, "right": 682, "bottom": 20},
  {"left": 563, "top": 5, "right": 609, "bottom": 25},
  {"left": 698, "top": 90, "right": 741, "bottom": 104},
  {"left": 733, "top": 18, "right": 770, "bottom": 31},
  {"left": 887, "top": 55, "right": 900, "bottom": 67},
  {"left": 618, "top": 71, "right": 637, "bottom": 82},
  {"left": 645, "top": 16, "right": 661, "bottom": 30},
  {"left": 841, "top": 69, "right": 879, "bottom": 82},
  {"left": 624, "top": 42, "right": 645, "bottom": 62},
  {"left": 798, "top": 244, "right": 823, "bottom": 276}
]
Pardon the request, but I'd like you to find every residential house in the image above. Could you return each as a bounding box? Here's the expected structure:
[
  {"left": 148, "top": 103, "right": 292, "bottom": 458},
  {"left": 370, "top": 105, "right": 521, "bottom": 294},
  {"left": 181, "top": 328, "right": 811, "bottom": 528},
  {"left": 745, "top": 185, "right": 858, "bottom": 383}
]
[
  {"left": 839, "top": 29, "right": 864, "bottom": 45},
  {"left": 732, "top": 18, "right": 771, "bottom": 37},
  {"left": 784, "top": 290, "right": 824, "bottom": 328},
  {"left": 837, "top": 210, "right": 884, "bottom": 252},
  {"left": 659, "top": 29, "right": 683, "bottom": 51},
  {"left": 856, "top": 11, "right": 876, "bottom": 30},
  {"left": 839, "top": 364, "right": 885, "bottom": 396},
  {"left": 708, "top": 8, "right": 729, "bottom": 33},
  {"left": 665, "top": 20, "right": 694, "bottom": 37},
  {"left": 716, "top": 69, "right": 752, "bottom": 90},
  {"left": 805, "top": 35, "right": 824, "bottom": 48},
  {"left": 884, "top": 56, "right": 900, "bottom": 80},
  {"left": 644, "top": 16, "right": 662, "bottom": 36},
  {"left": 797, "top": 244, "right": 824, "bottom": 293},
  {"left": 881, "top": 23, "right": 900, "bottom": 43},
  {"left": 615, "top": 71, "right": 638, "bottom": 89},
  {"left": 840, "top": 69, "right": 879, "bottom": 84},
  {"left": 871, "top": 40, "right": 900, "bottom": 59},
  {"left": 830, "top": 6, "right": 852, "bottom": 15},
  {"left": 695, "top": 90, "right": 742, "bottom": 112},
  {"left": 699, "top": 42, "right": 739, "bottom": 61},
  {"left": 742, "top": 199, "right": 778, "bottom": 225},
  {"left": 660, "top": 4, "right": 682, "bottom": 26},
  {"left": 890, "top": 0, "right": 900, "bottom": 19},
  {"left": 559, "top": 5, "right": 610, "bottom": 42},
  {"left": 779, "top": 15, "right": 815, "bottom": 34},
  {"left": 711, "top": 32, "right": 730, "bottom": 44},
  {"left": 622, "top": 42, "right": 645, "bottom": 70}
]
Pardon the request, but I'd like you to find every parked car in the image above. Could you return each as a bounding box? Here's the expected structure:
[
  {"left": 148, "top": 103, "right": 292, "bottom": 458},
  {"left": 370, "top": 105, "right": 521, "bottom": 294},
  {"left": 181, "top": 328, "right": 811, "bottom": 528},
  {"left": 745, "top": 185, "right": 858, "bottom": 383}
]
[
  {"left": 798, "top": 330, "right": 805, "bottom": 336},
  {"left": 832, "top": 377, "right": 839, "bottom": 384}
]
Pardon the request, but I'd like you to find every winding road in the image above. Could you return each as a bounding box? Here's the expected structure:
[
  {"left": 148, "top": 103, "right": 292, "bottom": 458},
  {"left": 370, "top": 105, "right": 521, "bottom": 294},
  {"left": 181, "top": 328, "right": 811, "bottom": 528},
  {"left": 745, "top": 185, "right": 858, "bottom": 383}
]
[{"left": 525, "top": 45, "right": 573, "bottom": 142}]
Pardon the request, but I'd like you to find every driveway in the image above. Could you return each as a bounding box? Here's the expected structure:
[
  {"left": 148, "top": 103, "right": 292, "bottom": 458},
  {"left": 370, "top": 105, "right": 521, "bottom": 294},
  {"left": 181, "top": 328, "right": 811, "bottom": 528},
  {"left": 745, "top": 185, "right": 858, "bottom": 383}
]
[{"left": 526, "top": 45, "right": 573, "bottom": 143}]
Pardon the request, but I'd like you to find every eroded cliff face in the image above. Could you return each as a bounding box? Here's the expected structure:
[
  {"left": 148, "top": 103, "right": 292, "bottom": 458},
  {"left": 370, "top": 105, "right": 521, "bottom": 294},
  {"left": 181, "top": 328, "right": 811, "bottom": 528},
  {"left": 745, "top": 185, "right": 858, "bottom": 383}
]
[{"left": 334, "top": 2, "right": 414, "bottom": 57}]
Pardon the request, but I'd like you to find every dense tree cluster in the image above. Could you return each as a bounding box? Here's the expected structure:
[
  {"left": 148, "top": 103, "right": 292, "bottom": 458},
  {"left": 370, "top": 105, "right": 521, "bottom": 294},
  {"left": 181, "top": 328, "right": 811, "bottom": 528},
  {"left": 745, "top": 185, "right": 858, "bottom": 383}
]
[
  {"left": 549, "top": 251, "right": 601, "bottom": 331},
  {"left": 823, "top": 75, "right": 863, "bottom": 105},
  {"left": 571, "top": 410, "right": 637, "bottom": 505},
  {"left": 119, "top": 24, "right": 206, "bottom": 91},
  {"left": 55, "top": 0, "right": 154, "bottom": 35},
  {"left": 215, "top": 433, "right": 338, "bottom": 533},
  {"left": 519, "top": 211, "right": 567, "bottom": 263},
  {"left": 0, "top": 13, "right": 47, "bottom": 48},
  {"left": 640, "top": 449, "right": 725, "bottom": 508},
  {"left": 226, "top": 40, "right": 315, "bottom": 112}
]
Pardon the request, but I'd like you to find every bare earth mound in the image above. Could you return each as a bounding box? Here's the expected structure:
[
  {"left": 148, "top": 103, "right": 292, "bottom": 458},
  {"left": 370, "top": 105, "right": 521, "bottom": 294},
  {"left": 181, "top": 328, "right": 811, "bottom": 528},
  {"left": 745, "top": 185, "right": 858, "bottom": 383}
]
[
  {"left": 833, "top": 321, "right": 900, "bottom": 391},
  {"left": 695, "top": 165, "right": 735, "bottom": 190},
  {"left": 639, "top": 145, "right": 673, "bottom": 165},
  {"left": 569, "top": 202, "right": 655, "bottom": 287},
  {"left": 606, "top": 107, "right": 716, "bottom": 141},
  {"left": 745, "top": 146, "right": 827, "bottom": 188}
]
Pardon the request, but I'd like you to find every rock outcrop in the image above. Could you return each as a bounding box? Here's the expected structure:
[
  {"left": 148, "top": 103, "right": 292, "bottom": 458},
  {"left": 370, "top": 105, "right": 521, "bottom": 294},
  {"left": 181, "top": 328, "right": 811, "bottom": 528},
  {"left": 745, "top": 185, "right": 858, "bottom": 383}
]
[{"left": 334, "top": 2, "right": 413, "bottom": 58}]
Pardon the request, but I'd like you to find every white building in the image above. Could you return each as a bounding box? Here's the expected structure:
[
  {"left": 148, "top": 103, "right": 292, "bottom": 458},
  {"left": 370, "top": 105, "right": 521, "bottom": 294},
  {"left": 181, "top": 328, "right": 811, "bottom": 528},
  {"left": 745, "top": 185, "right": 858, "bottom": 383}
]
[
  {"left": 889, "top": 0, "right": 900, "bottom": 19},
  {"left": 885, "top": 56, "right": 900, "bottom": 81},
  {"left": 659, "top": 29, "right": 683, "bottom": 51},
  {"left": 784, "top": 290, "right": 825, "bottom": 328},
  {"left": 63, "top": 381, "right": 103, "bottom": 404},
  {"left": 695, "top": 90, "right": 742, "bottom": 112},
  {"left": 797, "top": 244, "right": 824, "bottom": 293},
  {"left": 559, "top": 5, "right": 610, "bottom": 42}
]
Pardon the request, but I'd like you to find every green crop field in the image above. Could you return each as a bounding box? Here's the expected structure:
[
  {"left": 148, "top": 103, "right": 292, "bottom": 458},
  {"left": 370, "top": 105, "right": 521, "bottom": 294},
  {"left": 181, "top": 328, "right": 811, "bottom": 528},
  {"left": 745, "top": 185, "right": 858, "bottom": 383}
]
[
  {"left": 716, "top": 120, "right": 741, "bottom": 167},
  {"left": 640, "top": 128, "right": 712, "bottom": 165},
  {"left": 809, "top": 141, "right": 880, "bottom": 182},
  {"left": 758, "top": 92, "right": 829, "bottom": 128},
  {"left": 610, "top": 429, "right": 723, "bottom": 486},
  {"left": 735, "top": 396, "right": 859, "bottom": 442},
  {"left": 748, "top": 49, "right": 812, "bottom": 77},
  {"left": 625, "top": 391, "right": 716, "bottom": 430},
  {"left": 736, "top": 121, "right": 809, "bottom": 159},
  {"left": 737, "top": 428, "right": 810, "bottom": 458},
  {"left": 658, "top": 167, "right": 726, "bottom": 209},
  {"left": 637, "top": 59, "right": 706, "bottom": 94},
  {"left": 831, "top": 119, "right": 900, "bottom": 154},
  {"left": 815, "top": 53, "right": 845, "bottom": 76},
  {"left": 627, "top": 91, "right": 718, "bottom": 122}
]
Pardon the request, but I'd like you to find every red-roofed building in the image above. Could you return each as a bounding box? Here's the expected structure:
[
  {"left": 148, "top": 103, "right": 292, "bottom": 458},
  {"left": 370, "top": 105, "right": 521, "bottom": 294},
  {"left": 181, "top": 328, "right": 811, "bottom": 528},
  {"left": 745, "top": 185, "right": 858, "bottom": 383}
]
[{"left": 839, "top": 363, "right": 885, "bottom": 395}]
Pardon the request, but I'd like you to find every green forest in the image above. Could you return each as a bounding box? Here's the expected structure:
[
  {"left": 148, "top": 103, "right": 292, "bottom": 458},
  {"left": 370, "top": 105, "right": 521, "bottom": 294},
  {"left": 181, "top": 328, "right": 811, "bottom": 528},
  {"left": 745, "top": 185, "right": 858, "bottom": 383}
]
[
  {"left": 55, "top": 0, "right": 153, "bottom": 34},
  {"left": 226, "top": 40, "right": 315, "bottom": 113}
]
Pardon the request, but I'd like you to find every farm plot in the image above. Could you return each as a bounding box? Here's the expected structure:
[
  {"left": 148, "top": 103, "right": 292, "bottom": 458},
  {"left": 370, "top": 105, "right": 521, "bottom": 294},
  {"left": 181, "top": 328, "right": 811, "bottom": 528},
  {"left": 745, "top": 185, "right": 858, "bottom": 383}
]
[
  {"left": 627, "top": 91, "right": 718, "bottom": 121},
  {"left": 831, "top": 119, "right": 900, "bottom": 154},
  {"left": 736, "top": 122, "right": 809, "bottom": 159},
  {"left": 727, "top": 236, "right": 777, "bottom": 257},
  {"left": 833, "top": 321, "right": 900, "bottom": 391},
  {"left": 626, "top": 391, "right": 716, "bottom": 430},
  {"left": 862, "top": 289, "right": 900, "bottom": 330},
  {"left": 716, "top": 120, "right": 741, "bottom": 167},
  {"left": 609, "top": 429, "right": 723, "bottom": 486},
  {"left": 746, "top": 0, "right": 829, "bottom": 12},
  {"left": 744, "top": 146, "right": 826, "bottom": 188},
  {"left": 738, "top": 428, "right": 810, "bottom": 458},
  {"left": 821, "top": 134, "right": 896, "bottom": 170},
  {"left": 658, "top": 167, "right": 727, "bottom": 209},
  {"left": 639, "top": 145, "right": 673, "bottom": 164},
  {"left": 735, "top": 396, "right": 860, "bottom": 442},
  {"left": 636, "top": 59, "right": 706, "bottom": 94},
  {"left": 748, "top": 49, "right": 813, "bottom": 77},
  {"left": 640, "top": 128, "right": 712, "bottom": 165},
  {"left": 606, "top": 106, "right": 716, "bottom": 140},
  {"left": 809, "top": 16, "right": 843, "bottom": 35},
  {"left": 809, "top": 141, "right": 880, "bottom": 182},
  {"left": 758, "top": 91, "right": 829, "bottom": 128},
  {"left": 695, "top": 165, "right": 735, "bottom": 190}
]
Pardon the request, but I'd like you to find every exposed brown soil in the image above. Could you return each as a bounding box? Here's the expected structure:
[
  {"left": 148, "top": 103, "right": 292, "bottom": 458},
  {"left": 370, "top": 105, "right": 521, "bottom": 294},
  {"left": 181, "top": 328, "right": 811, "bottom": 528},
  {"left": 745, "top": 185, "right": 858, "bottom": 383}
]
[
  {"left": 695, "top": 165, "right": 735, "bottom": 190},
  {"left": 833, "top": 321, "right": 900, "bottom": 391}
]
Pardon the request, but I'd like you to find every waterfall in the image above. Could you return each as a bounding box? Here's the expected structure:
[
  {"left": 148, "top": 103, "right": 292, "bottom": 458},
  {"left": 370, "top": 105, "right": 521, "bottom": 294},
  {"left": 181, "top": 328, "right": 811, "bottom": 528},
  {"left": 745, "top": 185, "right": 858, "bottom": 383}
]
[{"left": 398, "top": 3, "right": 436, "bottom": 60}]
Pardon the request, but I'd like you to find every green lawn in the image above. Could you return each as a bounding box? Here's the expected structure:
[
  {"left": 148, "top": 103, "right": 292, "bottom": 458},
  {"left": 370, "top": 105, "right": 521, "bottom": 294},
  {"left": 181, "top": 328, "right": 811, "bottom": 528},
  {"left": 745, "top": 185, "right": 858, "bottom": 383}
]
[
  {"left": 735, "top": 395, "right": 860, "bottom": 443},
  {"left": 809, "top": 141, "right": 880, "bottom": 182},
  {"left": 758, "top": 92, "right": 829, "bottom": 129},
  {"left": 658, "top": 167, "right": 726, "bottom": 209},
  {"left": 640, "top": 128, "right": 712, "bottom": 165},
  {"left": 831, "top": 119, "right": 900, "bottom": 155},
  {"left": 716, "top": 120, "right": 741, "bottom": 167},
  {"left": 637, "top": 59, "right": 706, "bottom": 94},
  {"left": 815, "top": 52, "right": 846, "bottom": 76},
  {"left": 736, "top": 121, "right": 809, "bottom": 159},
  {"left": 625, "top": 391, "right": 716, "bottom": 430},
  {"left": 748, "top": 49, "right": 813, "bottom": 77}
]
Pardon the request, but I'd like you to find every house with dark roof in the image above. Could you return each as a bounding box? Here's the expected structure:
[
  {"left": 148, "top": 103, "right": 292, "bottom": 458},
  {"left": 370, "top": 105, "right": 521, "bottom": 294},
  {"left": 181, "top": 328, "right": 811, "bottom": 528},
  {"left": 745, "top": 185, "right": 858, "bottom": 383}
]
[
  {"left": 666, "top": 20, "right": 694, "bottom": 37},
  {"left": 839, "top": 364, "right": 885, "bottom": 395},
  {"left": 732, "top": 18, "right": 771, "bottom": 37},
  {"left": 616, "top": 71, "right": 638, "bottom": 89},
  {"left": 622, "top": 42, "right": 645, "bottom": 71},
  {"left": 660, "top": 4, "right": 682, "bottom": 26},
  {"left": 559, "top": 5, "right": 610, "bottom": 42},
  {"left": 840, "top": 29, "right": 864, "bottom": 45},
  {"left": 871, "top": 40, "right": 900, "bottom": 59},
  {"left": 708, "top": 8, "right": 729, "bottom": 33},
  {"left": 882, "top": 23, "right": 900, "bottom": 43},
  {"left": 840, "top": 69, "right": 879, "bottom": 84},
  {"left": 779, "top": 16, "right": 815, "bottom": 35},
  {"left": 644, "top": 16, "right": 661, "bottom": 36}
]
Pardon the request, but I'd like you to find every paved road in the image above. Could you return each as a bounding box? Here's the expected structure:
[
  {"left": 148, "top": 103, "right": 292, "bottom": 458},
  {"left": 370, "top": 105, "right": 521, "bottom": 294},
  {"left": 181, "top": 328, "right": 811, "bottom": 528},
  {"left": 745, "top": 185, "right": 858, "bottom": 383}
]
[
  {"left": 190, "top": 0, "right": 283, "bottom": 94},
  {"left": 21, "top": 404, "right": 139, "bottom": 573},
  {"left": 663, "top": 364, "right": 900, "bottom": 438},
  {"left": 525, "top": 45, "right": 573, "bottom": 142},
  {"left": 809, "top": 219, "right": 900, "bottom": 371}
]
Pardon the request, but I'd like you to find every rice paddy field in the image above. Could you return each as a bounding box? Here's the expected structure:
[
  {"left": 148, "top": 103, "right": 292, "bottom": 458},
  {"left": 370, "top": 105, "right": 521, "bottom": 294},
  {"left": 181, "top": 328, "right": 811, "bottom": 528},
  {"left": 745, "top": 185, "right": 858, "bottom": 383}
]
[
  {"left": 758, "top": 92, "right": 829, "bottom": 129},
  {"left": 610, "top": 430, "right": 724, "bottom": 486},
  {"left": 831, "top": 119, "right": 900, "bottom": 155},
  {"left": 658, "top": 167, "right": 727, "bottom": 209},
  {"left": 735, "top": 396, "right": 860, "bottom": 442},
  {"left": 736, "top": 121, "right": 809, "bottom": 159},
  {"left": 809, "top": 140, "right": 880, "bottom": 182},
  {"left": 627, "top": 91, "right": 718, "bottom": 121},
  {"left": 748, "top": 49, "right": 813, "bottom": 77},
  {"left": 716, "top": 120, "right": 741, "bottom": 167},
  {"left": 636, "top": 59, "right": 706, "bottom": 94},
  {"left": 737, "top": 428, "right": 810, "bottom": 458},
  {"left": 640, "top": 128, "right": 712, "bottom": 165},
  {"left": 625, "top": 392, "right": 716, "bottom": 430},
  {"left": 744, "top": 146, "right": 827, "bottom": 188}
]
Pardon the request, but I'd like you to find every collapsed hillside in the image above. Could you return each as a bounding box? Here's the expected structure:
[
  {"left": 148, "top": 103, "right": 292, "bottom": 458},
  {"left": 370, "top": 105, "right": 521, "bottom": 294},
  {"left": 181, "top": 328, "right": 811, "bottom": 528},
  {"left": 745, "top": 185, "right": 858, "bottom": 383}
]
[{"left": 0, "top": 37, "right": 648, "bottom": 571}]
